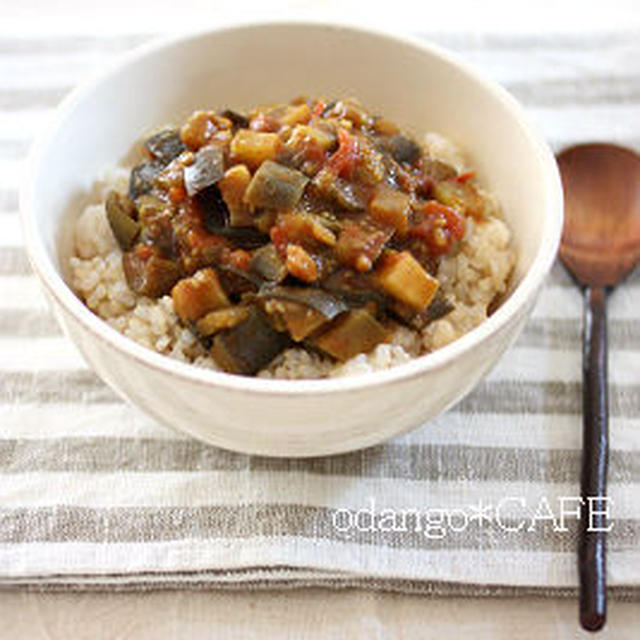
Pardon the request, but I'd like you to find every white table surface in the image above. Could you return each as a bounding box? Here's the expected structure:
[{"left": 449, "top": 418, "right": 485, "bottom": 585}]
[
  {"left": 1, "top": 589, "right": 639, "bottom": 638},
  {"left": 3, "top": 0, "right": 639, "bottom": 636}
]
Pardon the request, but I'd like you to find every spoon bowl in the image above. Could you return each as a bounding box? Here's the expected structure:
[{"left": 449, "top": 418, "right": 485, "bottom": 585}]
[{"left": 558, "top": 143, "right": 640, "bottom": 286}]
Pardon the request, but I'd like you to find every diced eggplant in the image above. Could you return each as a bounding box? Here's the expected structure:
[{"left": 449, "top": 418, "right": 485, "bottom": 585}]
[
  {"left": 335, "top": 221, "right": 393, "bottom": 273},
  {"left": 211, "top": 226, "right": 269, "bottom": 249},
  {"left": 210, "top": 307, "right": 290, "bottom": 375},
  {"left": 129, "top": 161, "right": 163, "bottom": 199},
  {"left": 105, "top": 191, "right": 140, "bottom": 251},
  {"left": 197, "top": 184, "right": 229, "bottom": 231},
  {"left": 312, "top": 167, "right": 368, "bottom": 212},
  {"left": 422, "top": 291, "right": 455, "bottom": 323},
  {"left": 257, "top": 285, "right": 347, "bottom": 321},
  {"left": 230, "top": 130, "right": 280, "bottom": 169},
  {"left": 392, "top": 289, "right": 455, "bottom": 329},
  {"left": 368, "top": 184, "right": 411, "bottom": 234},
  {"left": 271, "top": 212, "right": 336, "bottom": 251},
  {"left": 122, "top": 251, "right": 181, "bottom": 298},
  {"left": 135, "top": 194, "right": 167, "bottom": 223},
  {"left": 180, "top": 110, "right": 231, "bottom": 150},
  {"left": 217, "top": 264, "right": 264, "bottom": 296},
  {"left": 374, "top": 251, "right": 439, "bottom": 311},
  {"left": 321, "top": 269, "right": 388, "bottom": 311},
  {"left": 327, "top": 100, "right": 374, "bottom": 129},
  {"left": 262, "top": 299, "right": 328, "bottom": 341},
  {"left": 184, "top": 144, "right": 224, "bottom": 197},
  {"left": 145, "top": 129, "right": 186, "bottom": 164},
  {"left": 286, "top": 124, "right": 336, "bottom": 152},
  {"left": 433, "top": 179, "right": 484, "bottom": 218},
  {"left": 221, "top": 109, "right": 250, "bottom": 129},
  {"left": 331, "top": 178, "right": 369, "bottom": 211},
  {"left": 252, "top": 209, "right": 278, "bottom": 234},
  {"left": 421, "top": 158, "right": 457, "bottom": 182},
  {"left": 373, "top": 117, "right": 399, "bottom": 136},
  {"left": 250, "top": 244, "right": 287, "bottom": 283},
  {"left": 310, "top": 309, "right": 389, "bottom": 361},
  {"left": 277, "top": 103, "right": 311, "bottom": 127},
  {"left": 385, "top": 135, "right": 421, "bottom": 165},
  {"left": 244, "top": 161, "right": 309, "bottom": 210},
  {"left": 196, "top": 306, "right": 250, "bottom": 336},
  {"left": 218, "top": 164, "right": 253, "bottom": 227},
  {"left": 171, "top": 268, "right": 230, "bottom": 323}
]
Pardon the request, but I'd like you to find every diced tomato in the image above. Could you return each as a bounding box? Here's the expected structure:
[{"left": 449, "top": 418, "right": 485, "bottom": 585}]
[
  {"left": 229, "top": 249, "right": 252, "bottom": 271},
  {"left": 303, "top": 142, "right": 328, "bottom": 166},
  {"left": 456, "top": 171, "right": 475, "bottom": 183},
  {"left": 327, "top": 128, "right": 360, "bottom": 180},
  {"left": 169, "top": 185, "right": 186, "bottom": 204},
  {"left": 269, "top": 224, "right": 289, "bottom": 258},
  {"left": 312, "top": 100, "right": 327, "bottom": 117},
  {"left": 136, "top": 245, "right": 154, "bottom": 260},
  {"left": 409, "top": 200, "right": 466, "bottom": 256},
  {"left": 186, "top": 229, "right": 226, "bottom": 252}
]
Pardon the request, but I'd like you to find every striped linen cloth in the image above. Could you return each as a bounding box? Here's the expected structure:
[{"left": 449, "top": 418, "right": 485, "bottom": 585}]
[{"left": 1, "top": 26, "right": 640, "bottom": 596}]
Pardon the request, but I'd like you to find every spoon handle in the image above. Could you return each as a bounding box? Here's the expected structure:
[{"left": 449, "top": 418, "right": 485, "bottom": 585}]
[{"left": 579, "top": 285, "right": 609, "bottom": 631}]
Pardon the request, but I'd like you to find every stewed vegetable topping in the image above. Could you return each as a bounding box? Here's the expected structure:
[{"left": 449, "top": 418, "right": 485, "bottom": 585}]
[{"left": 108, "top": 96, "right": 486, "bottom": 374}]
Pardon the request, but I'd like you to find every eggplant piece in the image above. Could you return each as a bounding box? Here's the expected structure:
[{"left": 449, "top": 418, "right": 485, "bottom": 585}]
[
  {"left": 243, "top": 160, "right": 309, "bottom": 210},
  {"left": 312, "top": 167, "right": 368, "bottom": 212},
  {"left": 374, "top": 251, "right": 440, "bottom": 311},
  {"left": 145, "top": 129, "right": 186, "bottom": 164},
  {"left": 129, "top": 161, "right": 163, "bottom": 200},
  {"left": 196, "top": 306, "right": 250, "bottom": 336},
  {"left": 196, "top": 185, "right": 268, "bottom": 249},
  {"left": 278, "top": 103, "right": 311, "bottom": 127},
  {"left": 210, "top": 307, "right": 290, "bottom": 375},
  {"left": 286, "top": 124, "right": 336, "bottom": 152},
  {"left": 257, "top": 285, "right": 347, "bottom": 321},
  {"left": 197, "top": 184, "right": 229, "bottom": 231},
  {"left": 218, "top": 164, "right": 253, "bottom": 227},
  {"left": 210, "top": 226, "right": 269, "bottom": 249},
  {"left": 425, "top": 290, "right": 455, "bottom": 322},
  {"left": 414, "top": 290, "right": 455, "bottom": 327},
  {"left": 171, "top": 268, "right": 230, "bottom": 323},
  {"left": 327, "top": 100, "right": 375, "bottom": 129},
  {"left": 221, "top": 109, "right": 250, "bottom": 129},
  {"left": 184, "top": 144, "right": 225, "bottom": 197},
  {"left": 421, "top": 158, "right": 457, "bottom": 182},
  {"left": 433, "top": 179, "right": 484, "bottom": 218},
  {"left": 105, "top": 191, "right": 140, "bottom": 251},
  {"left": 331, "top": 178, "right": 369, "bottom": 212},
  {"left": 368, "top": 184, "right": 411, "bottom": 234},
  {"left": 135, "top": 194, "right": 167, "bottom": 223},
  {"left": 262, "top": 299, "right": 328, "bottom": 341},
  {"left": 217, "top": 263, "right": 265, "bottom": 296},
  {"left": 391, "top": 289, "right": 455, "bottom": 330},
  {"left": 122, "top": 251, "right": 181, "bottom": 298},
  {"left": 335, "top": 221, "right": 393, "bottom": 273},
  {"left": 309, "top": 309, "right": 389, "bottom": 361},
  {"left": 321, "top": 269, "right": 388, "bottom": 311},
  {"left": 230, "top": 130, "right": 280, "bottom": 169},
  {"left": 385, "top": 135, "right": 421, "bottom": 165},
  {"left": 250, "top": 244, "right": 287, "bottom": 283}
]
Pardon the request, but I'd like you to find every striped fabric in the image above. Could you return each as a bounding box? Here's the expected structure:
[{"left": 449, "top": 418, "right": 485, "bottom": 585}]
[{"left": 1, "top": 27, "right": 640, "bottom": 596}]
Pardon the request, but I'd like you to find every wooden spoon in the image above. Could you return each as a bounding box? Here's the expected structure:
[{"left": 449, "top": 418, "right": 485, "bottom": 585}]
[{"left": 557, "top": 143, "right": 640, "bottom": 631}]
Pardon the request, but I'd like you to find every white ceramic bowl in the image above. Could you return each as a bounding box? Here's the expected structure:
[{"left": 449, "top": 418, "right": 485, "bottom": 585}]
[{"left": 22, "top": 21, "right": 563, "bottom": 457}]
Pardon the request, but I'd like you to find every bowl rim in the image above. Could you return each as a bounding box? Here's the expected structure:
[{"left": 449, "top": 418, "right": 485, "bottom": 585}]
[{"left": 20, "top": 19, "right": 563, "bottom": 397}]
